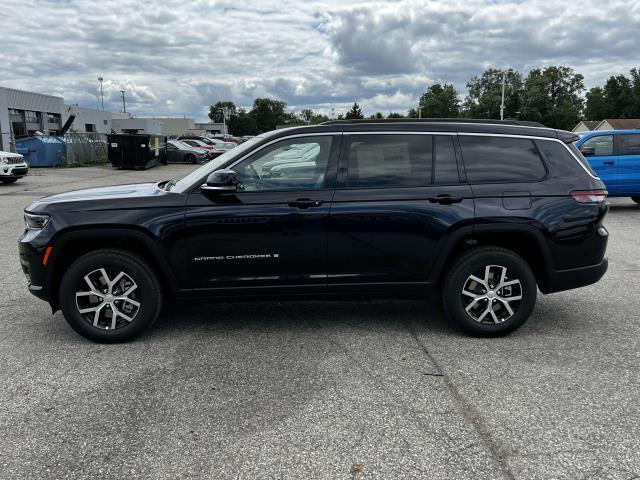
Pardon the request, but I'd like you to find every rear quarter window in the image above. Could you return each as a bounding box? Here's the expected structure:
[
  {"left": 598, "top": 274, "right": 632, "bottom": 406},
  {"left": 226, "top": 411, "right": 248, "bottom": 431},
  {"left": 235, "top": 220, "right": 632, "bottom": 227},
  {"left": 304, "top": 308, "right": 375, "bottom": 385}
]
[
  {"left": 537, "top": 140, "right": 594, "bottom": 178},
  {"left": 459, "top": 136, "right": 547, "bottom": 183},
  {"left": 618, "top": 133, "right": 640, "bottom": 156}
]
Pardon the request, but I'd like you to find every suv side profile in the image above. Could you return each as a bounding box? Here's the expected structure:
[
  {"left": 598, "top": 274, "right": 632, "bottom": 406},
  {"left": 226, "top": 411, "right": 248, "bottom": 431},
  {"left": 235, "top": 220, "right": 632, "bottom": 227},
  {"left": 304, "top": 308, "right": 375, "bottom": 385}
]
[{"left": 19, "top": 119, "right": 609, "bottom": 342}]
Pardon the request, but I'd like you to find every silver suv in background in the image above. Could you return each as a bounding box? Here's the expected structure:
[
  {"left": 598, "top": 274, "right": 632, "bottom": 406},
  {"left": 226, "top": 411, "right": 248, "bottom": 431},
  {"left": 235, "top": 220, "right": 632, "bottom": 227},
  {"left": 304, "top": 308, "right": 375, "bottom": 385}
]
[{"left": 0, "top": 151, "right": 28, "bottom": 183}]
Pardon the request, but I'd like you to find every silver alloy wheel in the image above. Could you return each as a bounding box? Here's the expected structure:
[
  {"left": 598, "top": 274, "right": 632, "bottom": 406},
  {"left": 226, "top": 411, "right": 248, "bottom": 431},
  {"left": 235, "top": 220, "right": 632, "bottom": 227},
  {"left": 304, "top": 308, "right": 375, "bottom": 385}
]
[
  {"left": 75, "top": 268, "right": 141, "bottom": 330},
  {"left": 461, "top": 264, "right": 523, "bottom": 324}
]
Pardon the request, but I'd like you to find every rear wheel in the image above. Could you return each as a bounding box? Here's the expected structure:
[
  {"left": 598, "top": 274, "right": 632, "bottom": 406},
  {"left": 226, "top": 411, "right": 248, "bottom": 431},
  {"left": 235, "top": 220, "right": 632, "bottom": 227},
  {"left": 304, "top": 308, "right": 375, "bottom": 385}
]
[
  {"left": 0, "top": 178, "right": 18, "bottom": 183},
  {"left": 59, "top": 249, "right": 162, "bottom": 342},
  {"left": 631, "top": 197, "right": 640, "bottom": 204},
  {"left": 185, "top": 154, "right": 196, "bottom": 164},
  {"left": 442, "top": 247, "right": 537, "bottom": 337}
]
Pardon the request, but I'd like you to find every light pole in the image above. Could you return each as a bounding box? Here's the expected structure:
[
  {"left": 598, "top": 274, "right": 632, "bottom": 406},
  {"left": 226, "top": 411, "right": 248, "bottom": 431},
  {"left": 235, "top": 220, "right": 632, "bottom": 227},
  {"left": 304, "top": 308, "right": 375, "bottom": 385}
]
[
  {"left": 120, "top": 90, "right": 126, "bottom": 114},
  {"left": 331, "top": 107, "right": 335, "bottom": 120},
  {"left": 98, "top": 77, "right": 104, "bottom": 110},
  {"left": 500, "top": 71, "right": 506, "bottom": 121},
  {"left": 418, "top": 106, "right": 422, "bottom": 119}
]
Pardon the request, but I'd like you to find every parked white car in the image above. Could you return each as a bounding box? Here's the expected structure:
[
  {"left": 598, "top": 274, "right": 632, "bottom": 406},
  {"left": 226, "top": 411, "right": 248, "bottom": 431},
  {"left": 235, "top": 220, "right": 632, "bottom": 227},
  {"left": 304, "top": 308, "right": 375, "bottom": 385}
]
[{"left": 0, "top": 151, "right": 28, "bottom": 183}]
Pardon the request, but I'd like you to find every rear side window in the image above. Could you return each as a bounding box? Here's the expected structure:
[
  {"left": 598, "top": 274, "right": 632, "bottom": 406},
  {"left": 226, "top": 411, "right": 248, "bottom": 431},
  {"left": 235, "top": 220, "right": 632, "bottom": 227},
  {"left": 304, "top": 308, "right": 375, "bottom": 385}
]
[
  {"left": 460, "top": 136, "right": 547, "bottom": 183},
  {"left": 618, "top": 134, "right": 640, "bottom": 156},
  {"left": 345, "top": 135, "right": 432, "bottom": 188}
]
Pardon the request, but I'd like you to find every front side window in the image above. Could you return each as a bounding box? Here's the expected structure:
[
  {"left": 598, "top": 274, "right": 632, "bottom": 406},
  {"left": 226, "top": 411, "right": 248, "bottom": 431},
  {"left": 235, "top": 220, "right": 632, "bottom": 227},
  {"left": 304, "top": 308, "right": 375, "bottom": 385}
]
[
  {"left": 232, "top": 136, "right": 333, "bottom": 191},
  {"left": 618, "top": 134, "right": 640, "bottom": 156},
  {"left": 344, "top": 134, "right": 432, "bottom": 188},
  {"left": 579, "top": 135, "right": 613, "bottom": 157},
  {"left": 460, "top": 136, "right": 547, "bottom": 183}
]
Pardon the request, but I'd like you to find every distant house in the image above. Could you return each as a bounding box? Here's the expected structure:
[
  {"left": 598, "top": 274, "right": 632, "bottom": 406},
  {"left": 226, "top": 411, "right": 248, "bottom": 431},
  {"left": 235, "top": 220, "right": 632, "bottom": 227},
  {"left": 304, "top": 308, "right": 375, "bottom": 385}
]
[
  {"left": 595, "top": 119, "right": 640, "bottom": 130},
  {"left": 572, "top": 120, "right": 600, "bottom": 133}
]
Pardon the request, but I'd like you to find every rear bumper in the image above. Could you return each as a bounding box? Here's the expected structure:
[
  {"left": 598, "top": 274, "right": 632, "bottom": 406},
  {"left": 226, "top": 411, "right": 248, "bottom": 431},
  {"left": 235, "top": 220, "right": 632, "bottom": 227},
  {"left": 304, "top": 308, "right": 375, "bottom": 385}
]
[{"left": 542, "top": 258, "right": 608, "bottom": 294}]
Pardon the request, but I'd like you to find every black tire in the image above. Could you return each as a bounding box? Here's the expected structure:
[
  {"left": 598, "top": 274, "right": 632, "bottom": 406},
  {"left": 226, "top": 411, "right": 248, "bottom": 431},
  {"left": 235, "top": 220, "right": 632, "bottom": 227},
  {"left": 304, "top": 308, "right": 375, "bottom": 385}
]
[
  {"left": 59, "top": 249, "right": 162, "bottom": 343},
  {"left": 631, "top": 197, "right": 640, "bottom": 204},
  {"left": 0, "top": 178, "right": 18, "bottom": 183},
  {"left": 442, "top": 247, "right": 537, "bottom": 337},
  {"left": 185, "top": 154, "right": 196, "bottom": 164}
]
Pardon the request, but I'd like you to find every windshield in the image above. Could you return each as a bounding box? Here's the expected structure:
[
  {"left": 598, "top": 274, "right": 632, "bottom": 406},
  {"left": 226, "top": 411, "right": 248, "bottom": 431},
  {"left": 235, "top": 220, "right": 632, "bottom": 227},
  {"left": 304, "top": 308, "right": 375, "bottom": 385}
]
[{"left": 171, "top": 135, "right": 265, "bottom": 192}]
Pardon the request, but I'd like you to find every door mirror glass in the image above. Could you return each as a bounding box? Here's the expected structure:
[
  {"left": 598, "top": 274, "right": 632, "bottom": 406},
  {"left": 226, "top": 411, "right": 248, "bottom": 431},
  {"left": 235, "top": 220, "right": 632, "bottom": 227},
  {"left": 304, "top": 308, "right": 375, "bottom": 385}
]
[{"left": 202, "top": 169, "right": 238, "bottom": 193}]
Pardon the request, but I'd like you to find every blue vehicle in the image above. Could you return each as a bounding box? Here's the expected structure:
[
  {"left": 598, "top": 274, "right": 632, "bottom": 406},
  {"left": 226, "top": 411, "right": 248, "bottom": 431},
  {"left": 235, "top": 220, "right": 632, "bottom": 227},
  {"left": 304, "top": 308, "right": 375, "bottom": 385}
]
[{"left": 575, "top": 130, "right": 640, "bottom": 203}]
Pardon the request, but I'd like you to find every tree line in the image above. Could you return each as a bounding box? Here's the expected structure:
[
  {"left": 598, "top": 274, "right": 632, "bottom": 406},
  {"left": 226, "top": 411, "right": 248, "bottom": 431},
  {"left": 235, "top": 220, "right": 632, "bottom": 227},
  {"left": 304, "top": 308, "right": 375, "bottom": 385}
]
[{"left": 210, "top": 66, "right": 640, "bottom": 135}]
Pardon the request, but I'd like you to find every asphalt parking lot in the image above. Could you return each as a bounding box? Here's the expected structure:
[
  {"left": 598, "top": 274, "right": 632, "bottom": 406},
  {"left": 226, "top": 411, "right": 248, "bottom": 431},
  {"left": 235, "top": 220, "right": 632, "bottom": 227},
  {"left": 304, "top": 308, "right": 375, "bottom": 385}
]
[{"left": 1, "top": 166, "right": 639, "bottom": 480}]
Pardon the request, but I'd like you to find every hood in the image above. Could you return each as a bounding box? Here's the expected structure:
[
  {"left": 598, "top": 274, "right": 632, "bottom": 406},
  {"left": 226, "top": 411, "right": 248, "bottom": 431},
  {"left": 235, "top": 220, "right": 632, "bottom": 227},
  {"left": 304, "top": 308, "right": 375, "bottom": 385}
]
[
  {"left": 27, "top": 182, "right": 164, "bottom": 209},
  {"left": 0, "top": 151, "right": 23, "bottom": 159}
]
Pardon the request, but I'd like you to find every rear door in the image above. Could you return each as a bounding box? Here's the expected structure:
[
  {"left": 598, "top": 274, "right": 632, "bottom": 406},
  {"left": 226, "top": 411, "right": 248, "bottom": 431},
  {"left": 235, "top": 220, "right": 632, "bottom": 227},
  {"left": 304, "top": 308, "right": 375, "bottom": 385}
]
[
  {"left": 577, "top": 134, "right": 619, "bottom": 193},
  {"left": 327, "top": 133, "right": 474, "bottom": 292},
  {"left": 616, "top": 133, "right": 640, "bottom": 194}
]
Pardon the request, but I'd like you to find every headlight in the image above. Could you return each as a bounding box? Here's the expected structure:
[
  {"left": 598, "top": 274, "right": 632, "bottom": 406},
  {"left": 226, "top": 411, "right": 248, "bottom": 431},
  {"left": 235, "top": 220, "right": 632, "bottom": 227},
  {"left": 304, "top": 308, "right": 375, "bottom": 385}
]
[
  {"left": 24, "top": 212, "right": 50, "bottom": 230},
  {"left": 0, "top": 157, "right": 7, "bottom": 164}
]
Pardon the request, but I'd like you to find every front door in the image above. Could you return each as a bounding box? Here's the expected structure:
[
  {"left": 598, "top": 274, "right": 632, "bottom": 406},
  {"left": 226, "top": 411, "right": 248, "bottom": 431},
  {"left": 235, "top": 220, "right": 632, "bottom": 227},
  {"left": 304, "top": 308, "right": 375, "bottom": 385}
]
[
  {"left": 185, "top": 134, "right": 339, "bottom": 294},
  {"left": 327, "top": 133, "right": 474, "bottom": 292},
  {"left": 579, "top": 134, "right": 619, "bottom": 193}
]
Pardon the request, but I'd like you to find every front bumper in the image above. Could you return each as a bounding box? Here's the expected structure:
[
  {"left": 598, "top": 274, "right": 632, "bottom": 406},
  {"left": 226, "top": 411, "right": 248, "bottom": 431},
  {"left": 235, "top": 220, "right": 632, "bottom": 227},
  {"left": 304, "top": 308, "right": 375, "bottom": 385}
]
[
  {"left": 542, "top": 258, "right": 608, "bottom": 294},
  {"left": 1, "top": 163, "right": 28, "bottom": 178},
  {"left": 18, "top": 234, "right": 50, "bottom": 302}
]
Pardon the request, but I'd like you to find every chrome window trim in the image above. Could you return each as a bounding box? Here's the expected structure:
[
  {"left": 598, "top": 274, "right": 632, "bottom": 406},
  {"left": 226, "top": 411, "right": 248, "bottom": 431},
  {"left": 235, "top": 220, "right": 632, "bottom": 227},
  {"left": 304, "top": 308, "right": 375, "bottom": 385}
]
[{"left": 187, "top": 130, "right": 599, "bottom": 190}]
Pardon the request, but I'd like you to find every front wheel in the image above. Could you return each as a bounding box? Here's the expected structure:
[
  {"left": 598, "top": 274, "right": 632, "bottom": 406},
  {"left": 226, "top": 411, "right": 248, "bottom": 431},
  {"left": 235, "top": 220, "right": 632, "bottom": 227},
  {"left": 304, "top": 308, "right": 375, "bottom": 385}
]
[
  {"left": 59, "top": 249, "right": 162, "bottom": 342},
  {"left": 442, "top": 247, "right": 537, "bottom": 337},
  {"left": 631, "top": 196, "right": 640, "bottom": 204}
]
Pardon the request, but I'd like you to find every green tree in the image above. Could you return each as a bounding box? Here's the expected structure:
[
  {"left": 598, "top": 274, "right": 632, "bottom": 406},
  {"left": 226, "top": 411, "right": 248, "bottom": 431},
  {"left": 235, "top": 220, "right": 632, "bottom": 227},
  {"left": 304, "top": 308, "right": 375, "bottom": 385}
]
[
  {"left": 345, "top": 102, "right": 364, "bottom": 119},
  {"left": 227, "top": 108, "right": 258, "bottom": 136},
  {"left": 208, "top": 101, "right": 236, "bottom": 123},
  {"left": 419, "top": 84, "right": 460, "bottom": 118},
  {"left": 368, "top": 112, "right": 384, "bottom": 119},
  {"left": 584, "top": 86, "right": 608, "bottom": 120},
  {"left": 520, "top": 66, "right": 584, "bottom": 130},
  {"left": 387, "top": 112, "right": 404, "bottom": 118},
  {"left": 250, "top": 98, "right": 289, "bottom": 132},
  {"left": 603, "top": 74, "right": 633, "bottom": 118},
  {"left": 465, "top": 69, "right": 523, "bottom": 119}
]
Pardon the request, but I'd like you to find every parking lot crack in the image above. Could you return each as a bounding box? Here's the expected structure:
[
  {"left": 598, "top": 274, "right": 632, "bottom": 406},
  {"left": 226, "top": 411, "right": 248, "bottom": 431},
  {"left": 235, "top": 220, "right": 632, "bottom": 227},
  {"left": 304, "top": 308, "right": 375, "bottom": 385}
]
[{"left": 405, "top": 321, "right": 516, "bottom": 480}]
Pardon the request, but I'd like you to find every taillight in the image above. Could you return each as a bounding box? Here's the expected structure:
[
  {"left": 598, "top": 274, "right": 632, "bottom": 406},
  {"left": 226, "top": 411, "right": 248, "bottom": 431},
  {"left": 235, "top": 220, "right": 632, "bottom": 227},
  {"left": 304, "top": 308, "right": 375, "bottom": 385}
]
[{"left": 570, "top": 190, "right": 607, "bottom": 204}]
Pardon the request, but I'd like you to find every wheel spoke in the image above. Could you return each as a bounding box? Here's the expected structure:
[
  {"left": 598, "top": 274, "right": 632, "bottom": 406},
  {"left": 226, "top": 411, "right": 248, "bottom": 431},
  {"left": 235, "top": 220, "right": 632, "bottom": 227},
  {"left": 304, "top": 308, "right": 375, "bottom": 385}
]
[
  {"left": 93, "top": 308, "right": 102, "bottom": 326},
  {"left": 483, "top": 266, "right": 492, "bottom": 285},
  {"left": 84, "top": 274, "right": 98, "bottom": 292},
  {"left": 502, "top": 294, "right": 522, "bottom": 302},
  {"left": 497, "top": 266, "right": 507, "bottom": 288},
  {"left": 116, "top": 309, "right": 135, "bottom": 323},
  {"left": 468, "top": 275, "right": 487, "bottom": 288},
  {"left": 121, "top": 284, "right": 137, "bottom": 297},
  {"left": 489, "top": 305, "right": 500, "bottom": 324},
  {"left": 110, "top": 310, "right": 118, "bottom": 330},
  {"left": 501, "top": 279, "right": 520, "bottom": 288},
  {"left": 499, "top": 298, "right": 514, "bottom": 317},
  {"left": 462, "top": 289, "right": 480, "bottom": 299},
  {"left": 76, "top": 291, "right": 99, "bottom": 298},
  {"left": 78, "top": 305, "right": 100, "bottom": 314},
  {"left": 476, "top": 304, "right": 491, "bottom": 322},
  {"left": 119, "top": 297, "right": 140, "bottom": 308},
  {"left": 98, "top": 268, "right": 110, "bottom": 292},
  {"left": 465, "top": 297, "right": 484, "bottom": 312},
  {"left": 110, "top": 271, "right": 126, "bottom": 291}
]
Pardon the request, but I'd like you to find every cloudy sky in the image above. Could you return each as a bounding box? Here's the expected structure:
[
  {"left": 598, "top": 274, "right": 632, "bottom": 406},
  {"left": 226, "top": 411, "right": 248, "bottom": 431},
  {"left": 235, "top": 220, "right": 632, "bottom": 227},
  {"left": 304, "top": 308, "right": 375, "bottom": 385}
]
[{"left": 1, "top": 0, "right": 639, "bottom": 120}]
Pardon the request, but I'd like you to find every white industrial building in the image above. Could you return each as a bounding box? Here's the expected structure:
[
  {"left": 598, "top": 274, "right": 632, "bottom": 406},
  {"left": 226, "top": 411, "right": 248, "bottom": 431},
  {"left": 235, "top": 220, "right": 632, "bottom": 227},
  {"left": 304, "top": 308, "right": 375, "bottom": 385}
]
[
  {"left": 0, "top": 86, "right": 64, "bottom": 151},
  {"left": 1, "top": 85, "right": 226, "bottom": 151}
]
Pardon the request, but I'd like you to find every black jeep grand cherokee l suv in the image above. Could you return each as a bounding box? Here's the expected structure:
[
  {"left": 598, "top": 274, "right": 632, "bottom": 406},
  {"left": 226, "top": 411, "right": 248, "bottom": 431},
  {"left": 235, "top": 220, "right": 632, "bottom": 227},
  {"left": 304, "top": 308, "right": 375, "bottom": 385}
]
[{"left": 19, "top": 119, "right": 609, "bottom": 342}]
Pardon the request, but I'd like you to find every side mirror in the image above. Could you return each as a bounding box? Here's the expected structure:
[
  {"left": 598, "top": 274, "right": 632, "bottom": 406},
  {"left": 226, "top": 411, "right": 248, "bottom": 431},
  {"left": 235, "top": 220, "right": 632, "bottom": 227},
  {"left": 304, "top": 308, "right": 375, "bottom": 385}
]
[
  {"left": 201, "top": 169, "right": 238, "bottom": 193},
  {"left": 579, "top": 146, "right": 595, "bottom": 157}
]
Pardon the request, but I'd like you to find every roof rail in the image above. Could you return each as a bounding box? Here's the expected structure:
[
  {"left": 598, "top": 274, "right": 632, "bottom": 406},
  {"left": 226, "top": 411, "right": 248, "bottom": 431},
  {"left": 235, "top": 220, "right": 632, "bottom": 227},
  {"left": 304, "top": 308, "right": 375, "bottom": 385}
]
[{"left": 322, "top": 118, "right": 547, "bottom": 128}]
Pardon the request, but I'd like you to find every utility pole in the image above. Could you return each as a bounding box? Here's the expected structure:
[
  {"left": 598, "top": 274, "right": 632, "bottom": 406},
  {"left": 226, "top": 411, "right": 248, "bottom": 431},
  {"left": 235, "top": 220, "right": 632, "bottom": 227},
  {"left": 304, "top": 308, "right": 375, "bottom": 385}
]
[
  {"left": 98, "top": 77, "right": 104, "bottom": 110},
  {"left": 120, "top": 90, "right": 126, "bottom": 114},
  {"left": 500, "top": 71, "right": 506, "bottom": 121},
  {"left": 418, "top": 106, "right": 422, "bottom": 119},
  {"left": 331, "top": 107, "right": 335, "bottom": 120}
]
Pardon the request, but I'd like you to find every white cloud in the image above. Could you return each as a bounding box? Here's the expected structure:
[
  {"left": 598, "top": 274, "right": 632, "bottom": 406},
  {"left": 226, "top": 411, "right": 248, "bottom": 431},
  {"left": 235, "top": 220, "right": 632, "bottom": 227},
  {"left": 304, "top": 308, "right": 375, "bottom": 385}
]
[{"left": 0, "top": 0, "right": 638, "bottom": 119}]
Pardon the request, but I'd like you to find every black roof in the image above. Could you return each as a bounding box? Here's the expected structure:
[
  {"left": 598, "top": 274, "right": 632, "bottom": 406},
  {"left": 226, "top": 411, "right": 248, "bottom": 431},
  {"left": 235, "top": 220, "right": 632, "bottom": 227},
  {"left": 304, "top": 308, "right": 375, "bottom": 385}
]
[{"left": 269, "top": 118, "right": 578, "bottom": 143}]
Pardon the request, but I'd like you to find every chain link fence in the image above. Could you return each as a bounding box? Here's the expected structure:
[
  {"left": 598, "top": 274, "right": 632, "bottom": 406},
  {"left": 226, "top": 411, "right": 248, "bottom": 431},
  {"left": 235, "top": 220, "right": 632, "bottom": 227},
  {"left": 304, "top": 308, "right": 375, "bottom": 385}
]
[{"left": 57, "top": 132, "right": 109, "bottom": 167}]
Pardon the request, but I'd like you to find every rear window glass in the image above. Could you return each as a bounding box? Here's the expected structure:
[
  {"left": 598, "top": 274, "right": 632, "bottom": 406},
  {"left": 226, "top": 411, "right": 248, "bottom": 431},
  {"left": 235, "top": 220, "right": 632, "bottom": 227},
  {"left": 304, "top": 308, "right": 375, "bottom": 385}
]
[
  {"left": 567, "top": 143, "right": 598, "bottom": 177},
  {"left": 618, "top": 134, "right": 640, "bottom": 156},
  {"left": 460, "top": 136, "right": 547, "bottom": 183}
]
